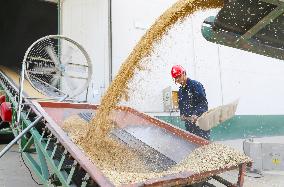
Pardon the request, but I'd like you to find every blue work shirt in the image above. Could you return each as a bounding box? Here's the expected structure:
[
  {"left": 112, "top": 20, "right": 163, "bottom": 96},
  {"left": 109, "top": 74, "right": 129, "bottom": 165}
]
[
  {"left": 178, "top": 78, "right": 210, "bottom": 140},
  {"left": 178, "top": 78, "right": 208, "bottom": 118}
]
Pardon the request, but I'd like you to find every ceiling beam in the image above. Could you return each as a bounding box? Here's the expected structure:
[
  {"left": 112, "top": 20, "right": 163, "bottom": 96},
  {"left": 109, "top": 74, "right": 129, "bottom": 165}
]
[{"left": 236, "top": 1, "right": 284, "bottom": 45}]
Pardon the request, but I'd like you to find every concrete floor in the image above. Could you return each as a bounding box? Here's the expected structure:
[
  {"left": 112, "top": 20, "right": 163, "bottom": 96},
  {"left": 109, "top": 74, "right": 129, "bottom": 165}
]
[
  {"left": 0, "top": 144, "right": 40, "bottom": 187},
  {"left": 207, "top": 169, "right": 284, "bottom": 187},
  {"left": 0, "top": 137, "right": 283, "bottom": 187}
]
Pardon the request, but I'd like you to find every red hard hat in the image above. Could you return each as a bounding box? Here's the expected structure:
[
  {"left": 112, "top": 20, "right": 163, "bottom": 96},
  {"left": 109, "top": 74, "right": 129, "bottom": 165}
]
[{"left": 171, "top": 65, "right": 185, "bottom": 78}]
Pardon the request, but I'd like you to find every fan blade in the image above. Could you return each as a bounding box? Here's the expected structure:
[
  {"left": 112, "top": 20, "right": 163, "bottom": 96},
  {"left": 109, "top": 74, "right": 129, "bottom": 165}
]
[
  {"left": 50, "top": 75, "right": 60, "bottom": 87},
  {"left": 45, "top": 46, "right": 60, "bottom": 67},
  {"left": 63, "top": 75, "right": 77, "bottom": 91},
  {"left": 61, "top": 46, "right": 74, "bottom": 64}
]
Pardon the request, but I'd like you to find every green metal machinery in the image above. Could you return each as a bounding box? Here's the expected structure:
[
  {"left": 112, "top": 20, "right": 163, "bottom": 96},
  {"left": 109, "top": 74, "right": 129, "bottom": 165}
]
[
  {"left": 0, "top": 71, "right": 95, "bottom": 186},
  {"left": 202, "top": 0, "right": 284, "bottom": 60}
]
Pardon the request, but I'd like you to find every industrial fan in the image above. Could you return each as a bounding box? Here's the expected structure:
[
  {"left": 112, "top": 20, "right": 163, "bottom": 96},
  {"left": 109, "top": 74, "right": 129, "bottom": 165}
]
[
  {"left": 21, "top": 35, "right": 92, "bottom": 99},
  {"left": 0, "top": 35, "right": 93, "bottom": 158}
]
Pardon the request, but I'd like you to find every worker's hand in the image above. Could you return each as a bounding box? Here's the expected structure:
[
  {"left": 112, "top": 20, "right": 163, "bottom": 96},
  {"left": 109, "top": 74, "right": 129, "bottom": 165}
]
[
  {"left": 191, "top": 115, "right": 198, "bottom": 123},
  {"left": 180, "top": 115, "right": 187, "bottom": 121},
  {"left": 181, "top": 115, "right": 196, "bottom": 122}
]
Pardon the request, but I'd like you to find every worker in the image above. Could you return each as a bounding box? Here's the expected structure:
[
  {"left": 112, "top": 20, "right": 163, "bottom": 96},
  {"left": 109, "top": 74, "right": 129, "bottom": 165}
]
[{"left": 171, "top": 65, "right": 210, "bottom": 140}]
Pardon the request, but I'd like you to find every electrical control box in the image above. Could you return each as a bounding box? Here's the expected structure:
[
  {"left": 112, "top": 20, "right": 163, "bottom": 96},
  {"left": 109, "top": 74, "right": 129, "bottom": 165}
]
[
  {"left": 243, "top": 139, "right": 284, "bottom": 171},
  {"left": 162, "top": 86, "right": 179, "bottom": 112}
]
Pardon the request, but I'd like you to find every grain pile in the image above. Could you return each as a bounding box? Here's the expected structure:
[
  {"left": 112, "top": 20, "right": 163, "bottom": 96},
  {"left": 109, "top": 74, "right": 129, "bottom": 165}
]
[
  {"left": 104, "top": 143, "right": 252, "bottom": 186},
  {"left": 63, "top": 116, "right": 252, "bottom": 186},
  {"left": 62, "top": 115, "right": 149, "bottom": 173}
]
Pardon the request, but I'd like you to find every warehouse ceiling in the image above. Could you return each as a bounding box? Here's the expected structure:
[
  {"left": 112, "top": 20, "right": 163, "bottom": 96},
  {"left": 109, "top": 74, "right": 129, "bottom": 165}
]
[{"left": 0, "top": 0, "right": 58, "bottom": 70}]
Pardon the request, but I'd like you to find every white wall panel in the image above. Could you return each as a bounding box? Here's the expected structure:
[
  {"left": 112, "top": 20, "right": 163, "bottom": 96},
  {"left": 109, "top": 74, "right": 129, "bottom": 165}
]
[
  {"left": 61, "top": 0, "right": 110, "bottom": 103},
  {"left": 111, "top": 0, "right": 177, "bottom": 77},
  {"left": 113, "top": 7, "right": 223, "bottom": 112},
  {"left": 219, "top": 47, "right": 284, "bottom": 115}
]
